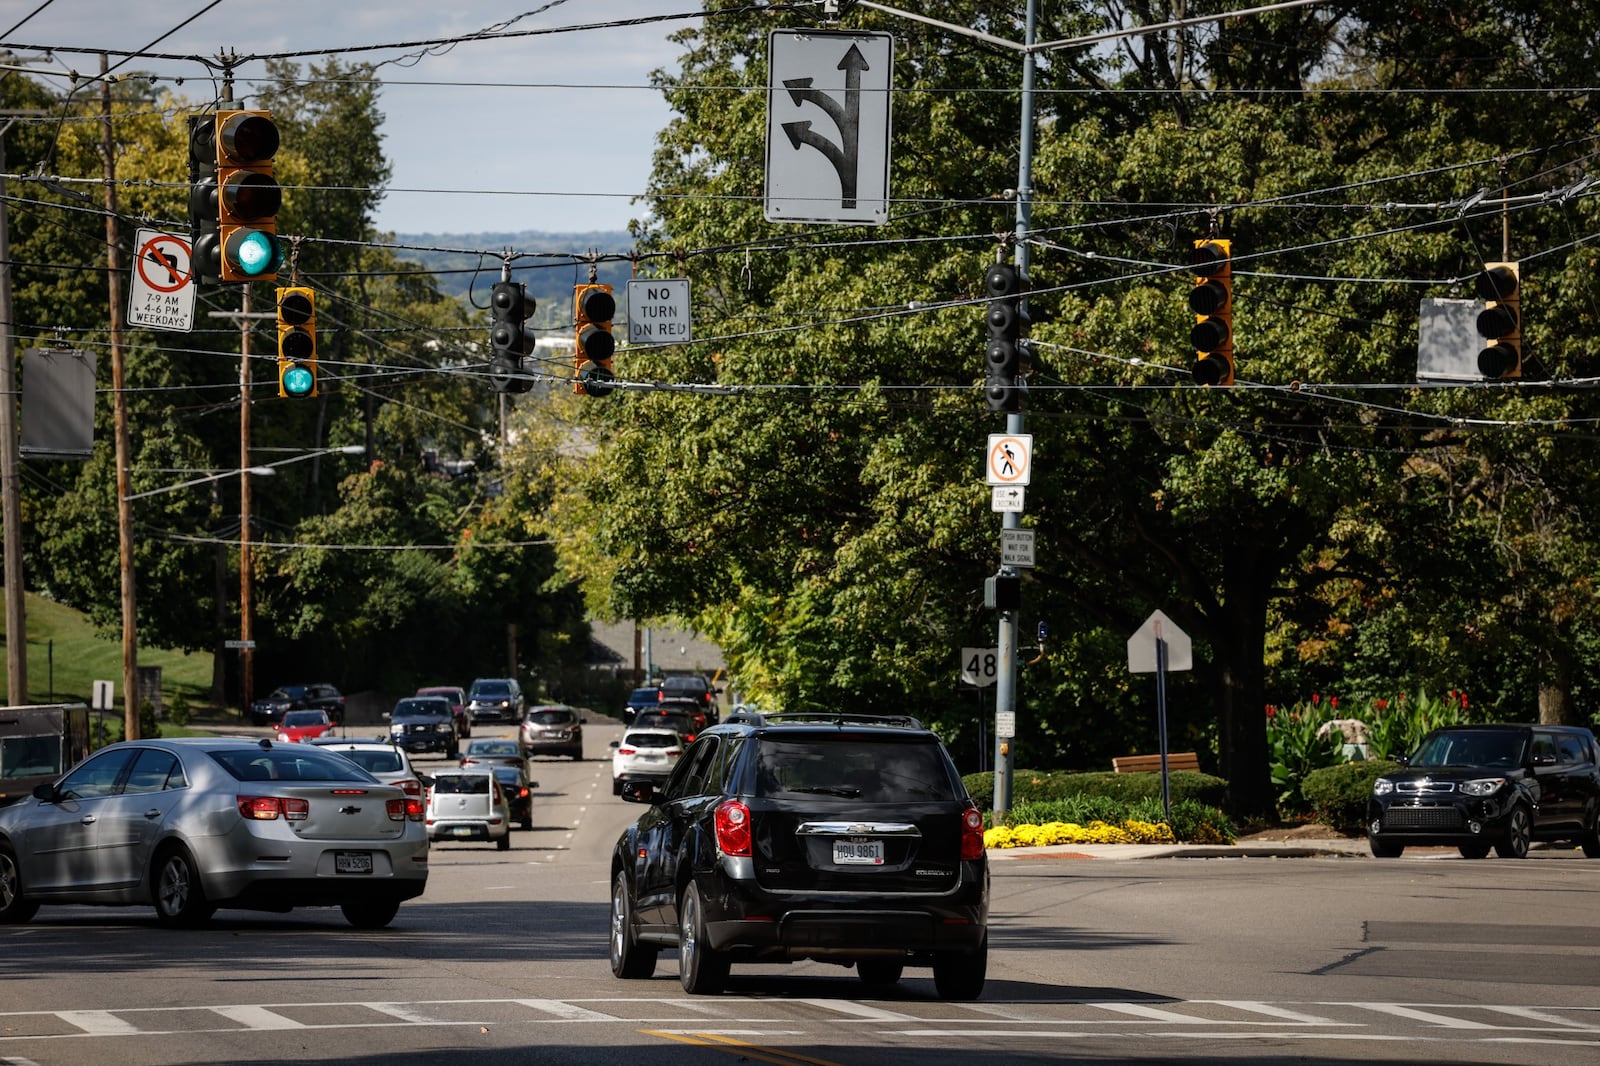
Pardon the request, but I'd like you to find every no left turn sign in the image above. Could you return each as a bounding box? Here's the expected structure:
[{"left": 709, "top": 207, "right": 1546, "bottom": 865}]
[{"left": 128, "top": 228, "right": 196, "bottom": 332}]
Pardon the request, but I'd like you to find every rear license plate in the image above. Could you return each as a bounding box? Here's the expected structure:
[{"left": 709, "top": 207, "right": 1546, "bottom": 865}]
[
  {"left": 452, "top": 826, "right": 474, "bottom": 837},
  {"left": 335, "top": 851, "right": 373, "bottom": 875},
  {"left": 833, "top": 840, "right": 884, "bottom": 865}
]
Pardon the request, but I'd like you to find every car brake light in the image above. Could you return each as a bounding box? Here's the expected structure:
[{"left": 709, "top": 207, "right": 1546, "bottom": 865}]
[
  {"left": 405, "top": 798, "right": 424, "bottom": 821},
  {"left": 960, "top": 804, "right": 985, "bottom": 860},
  {"left": 237, "top": 796, "right": 309, "bottom": 821},
  {"left": 387, "top": 798, "right": 407, "bottom": 821},
  {"left": 617, "top": 746, "right": 636, "bottom": 756},
  {"left": 402, "top": 779, "right": 421, "bottom": 796},
  {"left": 714, "top": 799, "right": 752, "bottom": 857},
  {"left": 685, "top": 733, "right": 696, "bottom": 743},
  {"left": 518, "top": 787, "right": 529, "bottom": 799}
]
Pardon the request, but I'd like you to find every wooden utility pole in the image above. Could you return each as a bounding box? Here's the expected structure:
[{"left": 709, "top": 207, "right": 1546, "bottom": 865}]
[{"left": 0, "top": 120, "right": 27, "bottom": 704}]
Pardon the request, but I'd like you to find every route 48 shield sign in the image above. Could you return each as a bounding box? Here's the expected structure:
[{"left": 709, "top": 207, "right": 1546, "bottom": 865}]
[{"left": 765, "top": 29, "right": 894, "bottom": 225}]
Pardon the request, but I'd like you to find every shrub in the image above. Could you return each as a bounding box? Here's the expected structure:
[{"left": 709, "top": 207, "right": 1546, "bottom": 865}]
[
  {"left": 139, "top": 699, "right": 162, "bottom": 740},
  {"left": 964, "top": 769, "right": 1228, "bottom": 810},
  {"left": 978, "top": 783, "right": 1236, "bottom": 844},
  {"left": 1301, "top": 760, "right": 1400, "bottom": 834},
  {"left": 167, "top": 691, "right": 192, "bottom": 728}
]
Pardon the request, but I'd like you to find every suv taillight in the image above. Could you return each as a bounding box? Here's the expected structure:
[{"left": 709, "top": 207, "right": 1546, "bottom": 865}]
[
  {"left": 714, "top": 799, "right": 752, "bottom": 857},
  {"left": 959, "top": 805, "right": 985, "bottom": 860}
]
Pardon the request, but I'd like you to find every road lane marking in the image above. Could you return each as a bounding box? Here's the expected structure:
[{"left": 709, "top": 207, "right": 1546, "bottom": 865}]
[
  {"left": 796, "top": 999, "right": 914, "bottom": 1021},
  {"left": 1204, "top": 1000, "right": 1346, "bottom": 1025},
  {"left": 208, "top": 1006, "right": 305, "bottom": 1030},
  {"left": 55, "top": 1012, "right": 138, "bottom": 1037},
  {"left": 512, "top": 1000, "right": 618, "bottom": 1022},
  {"left": 1347, "top": 1003, "right": 1498, "bottom": 1029},
  {"left": 642, "top": 1031, "right": 838, "bottom": 1066}
]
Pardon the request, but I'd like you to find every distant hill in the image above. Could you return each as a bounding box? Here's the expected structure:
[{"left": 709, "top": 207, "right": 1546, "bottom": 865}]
[{"left": 392, "top": 230, "right": 637, "bottom": 329}]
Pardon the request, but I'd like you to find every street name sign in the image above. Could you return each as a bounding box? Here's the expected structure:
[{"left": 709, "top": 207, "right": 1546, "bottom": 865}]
[
  {"left": 127, "top": 227, "right": 196, "bottom": 332},
  {"left": 626, "top": 278, "right": 691, "bottom": 346},
  {"left": 1000, "top": 528, "right": 1035, "bottom": 568},
  {"left": 765, "top": 29, "right": 893, "bottom": 225}
]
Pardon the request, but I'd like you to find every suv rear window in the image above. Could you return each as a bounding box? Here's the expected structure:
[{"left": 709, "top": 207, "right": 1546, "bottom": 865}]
[
  {"left": 527, "top": 709, "right": 575, "bottom": 725},
  {"left": 753, "top": 735, "right": 958, "bottom": 802}
]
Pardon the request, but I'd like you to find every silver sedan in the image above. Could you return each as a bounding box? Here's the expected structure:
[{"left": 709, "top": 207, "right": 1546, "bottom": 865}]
[{"left": 0, "top": 736, "right": 428, "bottom": 929}]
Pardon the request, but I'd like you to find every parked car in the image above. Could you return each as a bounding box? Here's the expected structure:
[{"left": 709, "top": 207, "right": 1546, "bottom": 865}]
[
  {"left": 424, "top": 768, "right": 511, "bottom": 850},
  {"left": 416, "top": 685, "right": 471, "bottom": 738},
  {"left": 659, "top": 674, "right": 718, "bottom": 724},
  {"left": 385, "top": 696, "right": 459, "bottom": 759},
  {"left": 275, "top": 709, "right": 336, "bottom": 744},
  {"left": 459, "top": 737, "right": 524, "bottom": 771},
  {"left": 466, "top": 678, "right": 525, "bottom": 726},
  {"left": 0, "top": 737, "right": 428, "bottom": 928},
  {"left": 491, "top": 764, "right": 535, "bottom": 831},
  {"left": 519, "top": 705, "right": 585, "bottom": 760},
  {"left": 1368, "top": 723, "right": 1600, "bottom": 859},
  {"left": 610, "top": 727, "right": 684, "bottom": 795},
  {"left": 249, "top": 682, "right": 346, "bottom": 726},
  {"left": 609, "top": 710, "right": 988, "bottom": 998},
  {"left": 311, "top": 739, "right": 425, "bottom": 802},
  {"left": 622, "top": 686, "right": 661, "bottom": 726}
]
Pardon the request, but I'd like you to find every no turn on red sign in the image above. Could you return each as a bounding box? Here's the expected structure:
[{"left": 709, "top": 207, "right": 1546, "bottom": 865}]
[{"left": 127, "top": 228, "right": 196, "bottom": 332}]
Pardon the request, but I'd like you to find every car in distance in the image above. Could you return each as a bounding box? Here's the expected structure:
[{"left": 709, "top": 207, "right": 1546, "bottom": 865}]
[
  {"left": 519, "top": 705, "right": 585, "bottom": 761},
  {"left": 1368, "top": 723, "right": 1600, "bottom": 859},
  {"left": 276, "top": 709, "right": 337, "bottom": 743},
  {"left": 425, "top": 767, "right": 511, "bottom": 850},
  {"left": 657, "top": 696, "right": 709, "bottom": 734},
  {"left": 385, "top": 696, "right": 459, "bottom": 759},
  {"left": 610, "top": 727, "right": 684, "bottom": 795},
  {"left": 631, "top": 709, "right": 699, "bottom": 745},
  {"left": 311, "top": 739, "right": 425, "bottom": 803},
  {"left": 659, "top": 674, "right": 718, "bottom": 724},
  {"left": 416, "top": 685, "right": 471, "bottom": 738},
  {"left": 459, "top": 737, "right": 524, "bottom": 771},
  {"left": 465, "top": 678, "right": 525, "bottom": 726},
  {"left": 622, "top": 686, "right": 661, "bottom": 726},
  {"left": 609, "top": 710, "right": 988, "bottom": 999},
  {"left": 0, "top": 736, "right": 427, "bottom": 928},
  {"left": 249, "top": 682, "right": 347, "bottom": 726},
  {"left": 491, "top": 764, "right": 535, "bottom": 831}
]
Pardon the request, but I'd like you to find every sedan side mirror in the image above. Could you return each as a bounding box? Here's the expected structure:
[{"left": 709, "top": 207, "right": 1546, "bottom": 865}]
[
  {"left": 620, "top": 780, "right": 657, "bottom": 805},
  {"left": 609, "top": 740, "right": 620, "bottom": 750},
  {"left": 32, "top": 781, "right": 58, "bottom": 802}
]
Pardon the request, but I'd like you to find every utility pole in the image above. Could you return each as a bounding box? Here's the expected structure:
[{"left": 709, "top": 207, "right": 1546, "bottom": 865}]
[{"left": 0, "top": 119, "right": 27, "bottom": 705}]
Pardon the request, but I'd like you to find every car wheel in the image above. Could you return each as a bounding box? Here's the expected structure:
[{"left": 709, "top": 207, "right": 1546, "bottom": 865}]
[
  {"left": 678, "top": 882, "right": 729, "bottom": 995},
  {"left": 613, "top": 779, "right": 624, "bottom": 796},
  {"left": 1368, "top": 836, "right": 1404, "bottom": 858},
  {"left": 1457, "top": 842, "right": 1491, "bottom": 859},
  {"left": 610, "top": 871, "right": 657, "bottom": 979},
  {"left": 0, "top": 845, "right": 39, "bottom": 924},
  {"left": 341, "top": 899, "right": 400, "bottom": 929},
  {"left": 1495, "top": 805, "right": 1532, "bottom": 859},
  {"left": 152, "top": 845, "right": 215, "bottom": 927},
  {"left": 932, "top": 932, "right": 986, "bottom": 1000},
  {"left": 857, "top": 958, "right": 904, "bottom": 988},
  {"left": 1580, "top": 805, "right": 1600, "bottom": 858},
  {"left": 496, "top": 830, "right": 511, "bottom": 851}
]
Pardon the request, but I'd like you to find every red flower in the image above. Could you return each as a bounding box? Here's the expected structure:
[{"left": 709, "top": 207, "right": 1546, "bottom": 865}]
[
  {"left": 1266, "top": 705, "right": 1277, "bottom": 718},
  {"left": 1373, "top": 698, "right": 1388, "bottom": 710},
  {"left": 1311, "top": 693, "right": 1320, "bottom": 704},
  {"left": 1331, "top": 697, "right": 1339, "bottom": 709}
]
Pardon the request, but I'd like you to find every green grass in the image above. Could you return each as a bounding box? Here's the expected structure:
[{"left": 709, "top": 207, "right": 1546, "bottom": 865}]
[{"left": 0, "top": 591, "right": 216, "bottom": 708}]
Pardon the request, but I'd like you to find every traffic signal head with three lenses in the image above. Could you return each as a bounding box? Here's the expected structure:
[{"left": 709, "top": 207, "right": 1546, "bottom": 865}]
[
  {"left": 216, "top": 110, "right": 282, "bottom": 282},
  {"left": 574, "top": 283, "right": 617, "bottom": 397},
  {"left": 1189, "top": 238, "right": 1233, "bottom": 386},
  {"left": 488, "top": 280, "right": 534, "bottom": 394},
  {"left": 1475, "top": 262, "right": 1521, "bottom": 380},
  {"left": 984, "top": 262, "right": 1029, "bottom": 412},
  {"left": 186, "top": 115, "right": 221, "bottom": 285},
  {"left": 276, "top": 286, "right": 317, "bottom": 397}
]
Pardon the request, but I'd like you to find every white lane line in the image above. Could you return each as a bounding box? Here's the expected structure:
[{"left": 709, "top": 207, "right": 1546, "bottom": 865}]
[
  {"left": 365, "top": 1003, "right": 441, "bottom": 1024},
  {"left": 1349, "top": 1003, "right": 1497, "bottom": 1029},
  {"left": 1484, "top": 1006, "right": 1600, "bottom": 1031},
  {"left": 55, "top": 1012, "right": 139, "bottom": 1037},
  {"left": 209, "top": 1006, "right": 306, "bottom": 1030},
  {"left": 513, "top": 1000, "right": 619, "bottom": 1022},
  {"left": 1091, "top": 1003, "right": 1221, "bottom": 1024},
  {"left": 1204, "top": 1000, "right": 1347, "bottom": 1025},
  {"left": 797, "top": 999, "right": 915, "bottom": 1021}
]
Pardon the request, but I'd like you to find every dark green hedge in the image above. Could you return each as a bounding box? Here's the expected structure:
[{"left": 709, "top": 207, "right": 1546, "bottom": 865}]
[
  {"left": 963, "top": 768, "right": 1229, "bottom": 810},
  {"left": 1300, "top": 760, "right": 1399, "bottom": 833}
]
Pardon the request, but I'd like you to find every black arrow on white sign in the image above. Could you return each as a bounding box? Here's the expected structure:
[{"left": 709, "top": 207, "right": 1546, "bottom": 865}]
[{"left": 781, "top": 43, "right": 869, "bottom": 208}]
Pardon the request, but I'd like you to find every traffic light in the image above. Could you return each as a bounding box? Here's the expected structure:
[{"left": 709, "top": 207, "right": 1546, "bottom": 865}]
[
  {"left": 215, "top": 109, "right": 281, "bottom": 282},
  {"left": 984, "top": 262, "right": 1028, "bottom": 412},
  {"left": 1476, "top": 262, "right": 1521, "bottom": 379},
  {"left": 574, "top": 283, "right": 616, "bottom": 397},
  {"left": 1189, "top": 238, "right": 1233, "bottom": 386},
  {"left": 275, "top": 286, "right": 317, "bottom": 397},
  {"left": 488, "top": 280, "right": 534, "bottom": 394},
  {"left": 186, "top": 115, "right": 221, "bottom": 285}
]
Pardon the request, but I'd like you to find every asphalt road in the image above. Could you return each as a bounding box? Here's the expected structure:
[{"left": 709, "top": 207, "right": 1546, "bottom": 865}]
[{"left": 2, "top": 717, "right": 1598, "bottom": 1066}]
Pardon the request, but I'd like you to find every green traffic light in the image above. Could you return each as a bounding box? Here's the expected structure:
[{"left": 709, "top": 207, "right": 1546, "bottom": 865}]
[
  {"left": 281, "top": 363, "right": 315, "bottom": 397},
  {"left": 233, "top": 230, "right": 277, "bottom": 275}
]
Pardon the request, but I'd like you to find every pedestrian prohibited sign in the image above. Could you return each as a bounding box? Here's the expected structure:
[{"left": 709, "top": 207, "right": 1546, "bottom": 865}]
[
  {"left": 765, "top": 29, "right": 894, "bottom": 225},
  {"left": 986, "top": 433, "right": 1032, "bottom": 486}
]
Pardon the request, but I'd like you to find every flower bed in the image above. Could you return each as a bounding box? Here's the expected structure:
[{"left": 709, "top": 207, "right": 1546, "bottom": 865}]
[{"left": 985, "top": 818, "right": 1176, "bottom": 848}]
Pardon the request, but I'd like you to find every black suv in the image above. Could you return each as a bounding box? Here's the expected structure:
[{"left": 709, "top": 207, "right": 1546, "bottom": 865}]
[
  {"left": 249, "top": 683, "right": 346, "bottom": 726},
  {"left": 1368, "top": 723, "right": 1600, "bottom": 859},
  {"left": 466, "top": 678, "right": 525, "bottom": 726},
  {"left": 385, "top": 696, "right": 460, "bottom": 759},
  {"left": 608, "top": 711, "right": 988, "bottom": 999},
  {"left": 659, "top": 675, "right": 718, "bottom": 724}
]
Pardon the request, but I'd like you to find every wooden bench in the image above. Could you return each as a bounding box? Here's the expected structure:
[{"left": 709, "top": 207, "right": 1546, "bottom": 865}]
[{"left": 1112, "top": 751, "right": 1201, "bottom": 774}]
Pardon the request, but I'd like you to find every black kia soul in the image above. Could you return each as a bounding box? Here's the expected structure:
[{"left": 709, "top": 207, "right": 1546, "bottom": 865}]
[{"left": 609, "top": 711, "right": 989, "bottom": 999}]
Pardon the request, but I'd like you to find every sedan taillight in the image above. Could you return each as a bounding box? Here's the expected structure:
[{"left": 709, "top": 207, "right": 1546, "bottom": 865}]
[
  {"left": 714, "top": 799, "right": 752, "bottom": 857},
  {"left": 238, "top": 795, "right": 309, "bottom": 821},
  {"left": 959, "top": 804, "right": 985, "bottom": 860},
  {"left": 387, "top": 798, "right": 407, "bottom": 821},
  {"left": 401, "top": 779, "right": 421, "bottom": 796}
]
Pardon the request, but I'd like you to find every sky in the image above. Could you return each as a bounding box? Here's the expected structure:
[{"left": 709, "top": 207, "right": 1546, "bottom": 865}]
[{"left": 4, "top": 0, "right": 702, "bottom": 237}]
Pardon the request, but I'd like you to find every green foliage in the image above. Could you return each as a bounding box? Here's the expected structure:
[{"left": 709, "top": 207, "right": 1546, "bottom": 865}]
[
  {"left": 1301, "top": 761, "right": 1401, "bottom": 834},
  {"left": 139, "top": 700, "right": 161, "bottom": 740},
  {"left": 991, "top": 795, "right": 1236, "bottom": 844},
  {"left": 962, "top": 769, "right": 1228, "bottom": 810},
  {"left": 167, "top": 691, "right": 192, "bottom": 728}
]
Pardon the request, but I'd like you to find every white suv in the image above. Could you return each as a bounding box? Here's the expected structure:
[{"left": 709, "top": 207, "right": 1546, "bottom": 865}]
[{"left": 425, "top": 768, "right": 511, "bottom": 850}]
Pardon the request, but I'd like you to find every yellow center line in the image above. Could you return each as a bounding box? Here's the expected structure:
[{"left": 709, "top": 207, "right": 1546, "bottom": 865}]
[{"left": 640, "top": 1029, "right": 846, "bottom": 1066}]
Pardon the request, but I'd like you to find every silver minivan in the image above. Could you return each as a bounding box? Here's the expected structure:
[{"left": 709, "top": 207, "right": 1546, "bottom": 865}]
[{"left": 424, "top": 768, "right": 511, "bottom": 850}]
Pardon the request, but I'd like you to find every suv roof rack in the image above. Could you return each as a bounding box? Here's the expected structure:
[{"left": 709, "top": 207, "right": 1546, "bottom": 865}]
[{"left": 722, "top": 709, "right": 926, "bottom": 730}]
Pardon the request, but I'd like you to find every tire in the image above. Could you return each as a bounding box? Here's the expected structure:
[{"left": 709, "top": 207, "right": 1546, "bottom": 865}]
[
  {"left": 152, "top": 846, "right": 215, "bottom": 927},
  {"left": 341, "top": 899, "right": 400, "bottom": 929},
  {"left": 0, "top": 845, "right": 39, "bottom": 924},
  {"left": 1581, "top": 805, "right": 1600, "bottom": 859},
  {"left": 520, "top": 814, "right": 533, "bottom": 832},
  {"left": 1457, "top": 843, "right": 1491, "bottom": 859},
  {"left": 1368, "top": 836, "right": 1404, "bottom": 858},
  {"left": 1495, "top": 805, "right": 1532, "bottom": 859},
  {"left": 678, "top": 882, "right": 729, "bottom": 995},
  {"left": 613, "top": 779, "right": 624, "bottom": 796},
  {"left": 932, "top": 933, "right": 986, "bottom": 1001},
  {"left": 857, "top": 958, "right": 904, "bottom": 989},
  {"left": 496, "top": 830, "right": 511, "bottom": 851},
  {"left": 610, "top": 871, "right": 658, "bottom": 979}
]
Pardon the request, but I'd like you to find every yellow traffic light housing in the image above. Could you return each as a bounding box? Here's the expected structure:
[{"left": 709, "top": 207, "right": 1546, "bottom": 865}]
[
  {"left": 1189, "top": 238, "right": 1233, "bottom": 386},
  {"left": 276, "top": 286, "right": 317, "bottom": 397},
  {"left": 574, "top": 283, "right": 616, "bottom": 397},
  {"left": 1476, "top": 262, "right": 1521, "bottom": 380},
  {"left": 216, "top": 110, "right": 281, "bottom": 282}
]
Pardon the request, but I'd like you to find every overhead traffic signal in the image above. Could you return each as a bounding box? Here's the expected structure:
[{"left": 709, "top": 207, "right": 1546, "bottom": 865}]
[
  {"left": 1189, "top": 238, "right": 1233, "bottom": 386},
  {"left": 984, "top": 262, "right": 1029, "bottom": 412},
  {"left": 215, "top": 109, "right": 282, "bottom": 282},
  {"left": 275, "top": 286, "right": 317, "bottom": 397},
  {"left": 574, "top": 283, "right": 616, "bottom": 397},
  {"left": 186, "top": 115, "right": 221, "bottom": 285},
  {"left": 488, "top": 280, "right": 534, "bottom": 394},
  {"left": 1475, "top": 262, "right": 1521, "bottom": 380}
]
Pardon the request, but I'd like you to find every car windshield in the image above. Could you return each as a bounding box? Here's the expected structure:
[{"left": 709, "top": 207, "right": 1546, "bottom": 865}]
[
  {"left": 268, "top": 687, "right": 305, "bottom": 700},
  {"left": 472, "top": 682, "right": 511, "bottom": 698},
  {"left": 209, "top": 747, "right": 375, "bottom": 783},
  {"left": 432, "top": 774, "right": 491, "bottom": 795},
  {"left": 1411, "top": 730, "right": 1526, "bottom": 768},
  {"left": 528, "top": 710, "right": 573, "bottom": 725},
  {"left": 492, "top": 767, "right": 523, "bottom": 787},
  {"left": 753, "top": 736, "right": 957, "bottom": 802},
  {"left": 468, "top": 740, "right": 519, "bottom": 756},
  {"left": 332, "top": 749, "right": 405, "bottom": 774},
  {"left": 628, "top": 688, "right": 657, "bottom": 702},
  {"left": 393, "top": 700, "right": 447, "bottom": 719}
]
